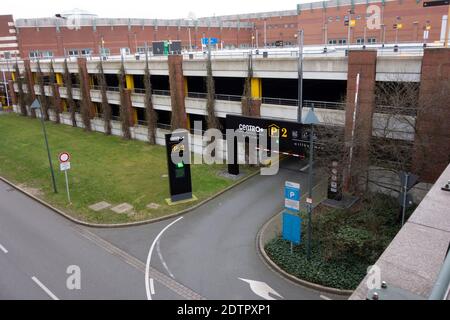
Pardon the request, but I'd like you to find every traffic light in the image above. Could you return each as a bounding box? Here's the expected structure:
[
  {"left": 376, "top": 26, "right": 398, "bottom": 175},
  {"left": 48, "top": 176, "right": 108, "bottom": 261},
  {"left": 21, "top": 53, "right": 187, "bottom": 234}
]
[
  {"left": 349, "top": 20, "right": 356, "bottom": 27},
  {"left": 393, "top": 23, "right": 403, "bottom": 30}
]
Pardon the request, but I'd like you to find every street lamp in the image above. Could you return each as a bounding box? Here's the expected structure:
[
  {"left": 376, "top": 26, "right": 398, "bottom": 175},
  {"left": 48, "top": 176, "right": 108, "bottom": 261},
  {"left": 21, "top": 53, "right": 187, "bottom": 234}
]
[
  {"left": 31, "top": 98, "right": 58, "bottom": 194},
  {"left": 297, "top": 30, "right": 304, "bottom": 124},
  {"left": 303, "top": 104, "right": 319, "bottom": 261}
]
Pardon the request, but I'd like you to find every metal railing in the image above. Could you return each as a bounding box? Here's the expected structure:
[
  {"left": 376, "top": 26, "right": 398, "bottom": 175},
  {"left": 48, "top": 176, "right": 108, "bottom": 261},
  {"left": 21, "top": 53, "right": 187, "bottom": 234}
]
[
  {"left": 303, "top": 100, "right": 345, "bottom": 110},
  {"left": 429, "top": 246, "right": 450, "bottom": 300}
]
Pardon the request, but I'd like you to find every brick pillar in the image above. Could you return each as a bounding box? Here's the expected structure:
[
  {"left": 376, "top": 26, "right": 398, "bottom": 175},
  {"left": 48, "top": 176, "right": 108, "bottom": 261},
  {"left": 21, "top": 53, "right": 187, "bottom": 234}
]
[
  {"left": 249, "top": 77, "right": 262, "bottom": 117},
  {"left": 77, "top": 57, "right": 95, "bottom": 118},
  {"left": 168, "top": 55, "right": 188, "bottom": 130},
  {"left": 8, "top": 80, "right": 17, "bottom": 106},
  {"left": 123, "top": 89, "right": 135, "bottom": 127},
  {"left": 412, "top": 48, "right": 450, "bottom": 183},
  {"left": 52, "top": 83, "right": 63, "bottom": 114},
  {"left": 343, "top": 50, "right": 377, "bottom": 193}
]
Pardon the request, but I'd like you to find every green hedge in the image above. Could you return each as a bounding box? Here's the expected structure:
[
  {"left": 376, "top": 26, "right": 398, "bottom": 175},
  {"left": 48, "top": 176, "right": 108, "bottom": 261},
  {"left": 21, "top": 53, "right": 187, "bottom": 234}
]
[{"left": 265, "top": 193, "right": 416, "bottom": 290}]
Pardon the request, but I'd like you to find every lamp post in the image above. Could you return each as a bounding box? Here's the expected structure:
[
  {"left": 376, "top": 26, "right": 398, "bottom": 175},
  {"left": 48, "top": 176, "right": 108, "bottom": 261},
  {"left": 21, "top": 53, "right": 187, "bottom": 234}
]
[
  {"left": 303, "top": 104, "right": 319, "bottom": 261},
  {"left": 31, "top": 98, "right": 58, "bottom": 194},
  {"left": 296, "top": 29, "right": 304, "bottom": 124}
]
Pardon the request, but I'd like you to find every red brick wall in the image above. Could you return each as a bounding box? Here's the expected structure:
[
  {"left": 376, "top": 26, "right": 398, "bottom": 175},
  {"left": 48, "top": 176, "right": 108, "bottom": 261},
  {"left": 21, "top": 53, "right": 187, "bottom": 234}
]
[
  {"left": 344, "top": 50, "right": 377, "bottom": 192},
  {"left": 413, "top": 48, "right": 450, "bottom": 183},
  {"left": 168, "top": 55, "right": 188, "bottom": 130},
  {"left": 17, "top": 24, "right": 253, "bottom": 58}
]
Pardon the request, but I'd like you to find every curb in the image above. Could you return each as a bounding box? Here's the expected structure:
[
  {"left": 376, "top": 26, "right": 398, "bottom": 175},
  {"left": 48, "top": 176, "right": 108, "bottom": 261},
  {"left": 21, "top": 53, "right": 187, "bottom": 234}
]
[
  {"left": 0, "top": 168, "right": 260, "bottom": 229},
  {"left": 256, "top": 211, "right": 354, "bottom": 297}
]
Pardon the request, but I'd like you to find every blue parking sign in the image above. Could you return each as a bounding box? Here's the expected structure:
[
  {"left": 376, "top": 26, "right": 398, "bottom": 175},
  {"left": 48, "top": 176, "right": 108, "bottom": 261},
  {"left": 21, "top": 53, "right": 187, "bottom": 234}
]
[
  {"left": 284, "top": 181, "right": 300, "bottom": 212},
  {"left": 282, "top": 212, "right": 302, "bottom": 245}
]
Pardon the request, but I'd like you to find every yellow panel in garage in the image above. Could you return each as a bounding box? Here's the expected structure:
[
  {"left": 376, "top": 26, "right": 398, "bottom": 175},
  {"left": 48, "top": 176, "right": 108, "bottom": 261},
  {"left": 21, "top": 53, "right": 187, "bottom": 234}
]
[
  {"left": 126, "top": 75, "right": 134, "bottom": 89},
  {"left": 56, "top": 73, "right": 63, "bottom": 85},
  {"left": 251, "top": 78, "right": 262, "bottom": 99}
]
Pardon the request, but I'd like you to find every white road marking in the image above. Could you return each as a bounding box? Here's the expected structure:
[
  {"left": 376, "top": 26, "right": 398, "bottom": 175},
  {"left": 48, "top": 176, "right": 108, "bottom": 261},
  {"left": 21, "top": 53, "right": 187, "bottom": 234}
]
[
  {"left": 0, "top": 244, "right": 8, "bottom": 254},
  {"left": 300, "top": 164, "right": 310, "bottom": 171},
  {"left": 239, "top": 278, "right": 284, "bottom": 300},
  {"left": 145, "top": 217, "right": 183, "bottom": 300},
  {"left": 320, "top": 295, "right": 332, "bottom": 300},
  {"left": 156, "top": 239, "right": 175, "bottom": 279},
  {"left": 150, "top": 278, "right": 155, "bottom": 295},
  {"left": 31, "top": 276, "right": 59, "bottom": 300}
]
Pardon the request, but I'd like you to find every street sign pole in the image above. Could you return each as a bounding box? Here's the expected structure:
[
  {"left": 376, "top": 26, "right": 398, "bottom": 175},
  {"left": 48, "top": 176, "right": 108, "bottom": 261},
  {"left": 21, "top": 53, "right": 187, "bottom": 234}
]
[
  {"left": 401, "top": 173, "right": 409, "bottom": 227},
  {"left": 64, "top": 169, "right": 71, "bottom": 204},
  {"left": 39, "top": 105, "right": 58, "bottom": 194},
  {"left": 307, "top": 116, "right": 314, "bottom": 261}
]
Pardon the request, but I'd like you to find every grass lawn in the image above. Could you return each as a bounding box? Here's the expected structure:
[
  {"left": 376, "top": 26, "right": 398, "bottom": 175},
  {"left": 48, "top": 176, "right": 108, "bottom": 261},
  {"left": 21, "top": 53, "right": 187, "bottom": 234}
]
[{"left": 0, "top": 113, "right": 249, "bottom": 224}]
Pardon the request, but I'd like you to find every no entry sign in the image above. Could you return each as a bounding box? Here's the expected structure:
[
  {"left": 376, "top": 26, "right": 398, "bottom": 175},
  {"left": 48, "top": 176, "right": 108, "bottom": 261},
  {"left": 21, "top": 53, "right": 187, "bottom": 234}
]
[{"left": 59, "top": 152, "right": 71, "bottom": 163}]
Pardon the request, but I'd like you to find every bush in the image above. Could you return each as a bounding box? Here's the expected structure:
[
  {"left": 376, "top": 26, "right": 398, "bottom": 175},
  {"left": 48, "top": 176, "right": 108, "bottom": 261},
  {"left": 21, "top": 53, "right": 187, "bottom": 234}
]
[{"left": 265, "top": 193, "right": 415, "bottom": 290}]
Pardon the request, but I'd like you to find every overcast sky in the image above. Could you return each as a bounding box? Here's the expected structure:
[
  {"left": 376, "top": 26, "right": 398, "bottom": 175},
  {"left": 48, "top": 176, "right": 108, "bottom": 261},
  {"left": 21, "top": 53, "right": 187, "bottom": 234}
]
[{"left": 1, "top": 0, "right": 321, "bottom": 19}]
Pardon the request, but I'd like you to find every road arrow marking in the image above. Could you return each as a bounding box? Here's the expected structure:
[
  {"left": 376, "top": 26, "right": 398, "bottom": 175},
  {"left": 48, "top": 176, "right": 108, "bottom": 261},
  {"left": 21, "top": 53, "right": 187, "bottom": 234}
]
[
  {"left": 0, "top": 244, "right": 8, "bottom": 254},
  {"left": 238, "top": 278, "right": 284, "bottom": 300}
]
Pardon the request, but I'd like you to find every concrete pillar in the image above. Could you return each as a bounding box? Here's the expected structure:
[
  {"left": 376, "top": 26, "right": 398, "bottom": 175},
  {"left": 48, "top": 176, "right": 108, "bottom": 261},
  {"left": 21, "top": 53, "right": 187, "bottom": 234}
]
[
  {"left": 343, "top": 50, "right": 377, "bottom": 193},
  {"left": 77, "top": 58, "right": 95, "bottom": 118},
  {"left": 168, "top": 54, "right": 188, "bottom": 129},
  {"left": 413, "top": 48, "right": 450, "bottom": 183}
]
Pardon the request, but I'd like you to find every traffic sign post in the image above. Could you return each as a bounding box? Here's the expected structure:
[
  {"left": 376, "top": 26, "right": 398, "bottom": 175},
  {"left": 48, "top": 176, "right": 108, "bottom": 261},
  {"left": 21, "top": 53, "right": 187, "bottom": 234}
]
[
  {"left": 284, "top": 181, "right": 301, "bottom": 253},
  {"left": 285, "top": 181, "right": 301, "bottom": 212},
  {"left": 59, "top": 152, "right": 72, "bottom": 204},
  {"left": 398, "top": 171, "right": 419, "bottom": 226},
  {"left": 282, "top": 212, "right": 302, "bottom": 254}
]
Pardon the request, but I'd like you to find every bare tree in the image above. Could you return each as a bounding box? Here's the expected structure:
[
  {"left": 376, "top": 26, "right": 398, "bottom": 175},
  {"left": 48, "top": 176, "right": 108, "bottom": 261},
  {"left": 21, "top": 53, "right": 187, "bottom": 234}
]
[
  {"left": 144, "top": 52, "right": 157, "bottom": 144},
  {"left": 63, "top": 59, "right": 77, "bottom": 127},
  {"left": 77, "top": 64, "right": 92, "bottom": 132},
  {"left": 13, "top": 63, "right": 28, "bottom": 116},
  {"left": 205, "top": 48, "right": 221, "bottom": 130},
  {"left": 241, "top": 52, "right": 253, "bottom": 116},
  {"left": 49, "top": 61, "right": 61, "bottom": 124},
  {"left": 96, "top": 61, "right": 112, "bottom": 135},
  {"left": 36, "top": 60, "right": 49, "bottom": 121},
  {"left": 118, "top": 60, "right": 131, "bottom": 139}
]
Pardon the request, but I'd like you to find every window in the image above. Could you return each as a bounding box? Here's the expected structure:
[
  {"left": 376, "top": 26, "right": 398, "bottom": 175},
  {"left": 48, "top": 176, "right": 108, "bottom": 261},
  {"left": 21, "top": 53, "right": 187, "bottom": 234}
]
[
  {"left": 335, "top": 16, "right": 340, "bottom": 22},
  {"left": 338, "top": 39, "right": 347, "bottom": 45},
  {"left": 328, "top": 16, "right": 333, "bottom": 22},
  {"left": 328, "top": 39, "right": 337, "bottom": 45},
  {"left": 100, "top": 48, "right": 110, "bottom": 56},
  {"left": 41, "top": 50, "right": 53, "bottom": 58},
  {"left": 137, "top": 47, "right": 148, "bottom": 54},
  {"left": 29, "top": 51, "right": 40, "bottom": 59},
  {"left": 68, "top": 49, "right": 79, "bottom": 57},
  {"left": 356, "top": 38, "right": 364, "bottom": 45},
  {"left": 80, "top": 48, "right": 92, "bottom": 56},
  {"left": 368, "top": 38, "right": 377, "bottom": 44},
  {"left": 120, "top": 47, "right": 130, "bottom": 55}
]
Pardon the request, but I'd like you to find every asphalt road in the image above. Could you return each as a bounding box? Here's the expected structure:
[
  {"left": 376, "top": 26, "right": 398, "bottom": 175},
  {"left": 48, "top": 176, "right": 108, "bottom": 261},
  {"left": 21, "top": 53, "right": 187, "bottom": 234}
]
[
  {"left": 0, "top": 179, "right": 150, "bottom": 299},
  {"left": 91, "top": 158, "right": 342, "bottom": 300},
  {"left": 0, "top": 158, "right": 344, "bottom": 300}
]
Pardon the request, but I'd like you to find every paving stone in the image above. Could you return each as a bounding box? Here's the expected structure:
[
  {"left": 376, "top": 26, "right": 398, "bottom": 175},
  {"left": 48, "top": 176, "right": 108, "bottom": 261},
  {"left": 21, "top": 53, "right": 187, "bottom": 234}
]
[
  {"left": 111, "top": 203, "right": 133, "bottom": 214},
  {"left": 88, "top": 201, "right": 112, "bottom": 212},
  {"left": 146, "top": 203, "right": 161, "bottom": 210}
]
